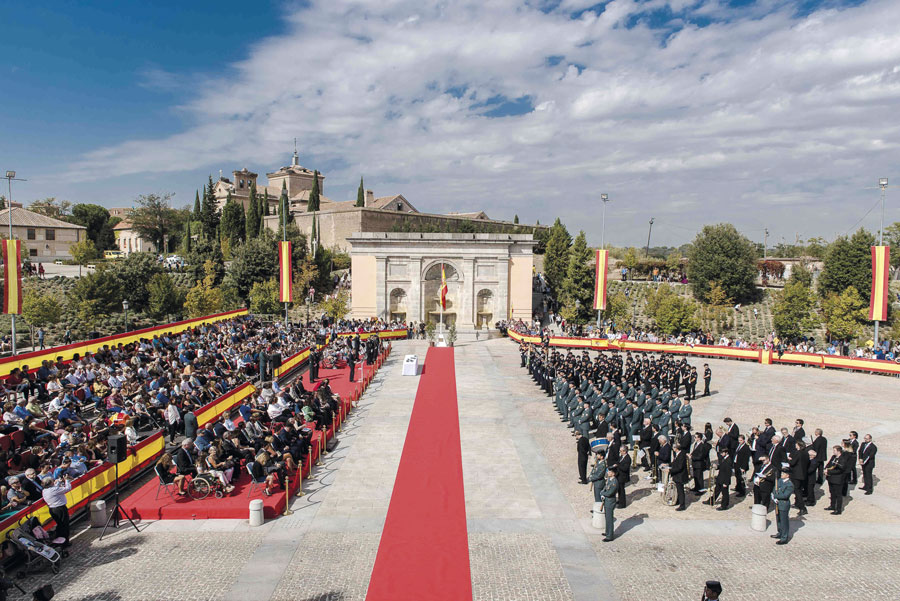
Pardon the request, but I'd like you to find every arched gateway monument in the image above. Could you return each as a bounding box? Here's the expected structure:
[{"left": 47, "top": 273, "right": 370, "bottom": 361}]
[{"left": 348, "top": 232, "right": 535, "bottom": 329}]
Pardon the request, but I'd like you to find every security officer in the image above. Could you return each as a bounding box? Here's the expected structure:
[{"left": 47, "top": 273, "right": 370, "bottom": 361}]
[
  {"left": 702, "top": 363, "right": 712, "bottom": 397},
  {"left": 772, "top": 467, "right": 794, "bottom": 545},
  {"left": 601, "top": 466, "right": 618, "bottom": 542}
]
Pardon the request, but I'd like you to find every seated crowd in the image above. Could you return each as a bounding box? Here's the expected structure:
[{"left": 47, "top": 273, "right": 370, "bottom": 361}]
[{"left": 0, "top": 316, "right": 318, "bottom": 518}]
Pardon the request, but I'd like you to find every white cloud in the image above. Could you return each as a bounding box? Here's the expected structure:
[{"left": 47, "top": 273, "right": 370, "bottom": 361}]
[{"left": 60, "top": 0, "right": 900, "bottom": 246}]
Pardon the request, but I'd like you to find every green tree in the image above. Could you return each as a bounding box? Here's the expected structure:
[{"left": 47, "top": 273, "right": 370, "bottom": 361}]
[
  {"left": 885, "top": 222, "right": 900, "bottom": 268},
  {"left": 599, "top": 290, "right": 630, "bottom": 327},
  {"left": 804, "top": 237, "right": 828, "bottom": 260},
  {"left": 186, "top": 233, "right": 225, "bottom": 285},
  {"left": 0, "top": 195, "right": 6, "bottom": 210},
  {"left": 788, "top": 262, "right": 813, "bottom": 288},
  {"left": 70, "top": 267, "right": 122, "bottom": 315},
  {"left": 645, "top": 284, "right": 699, "bottom": 334},
  {"left": 307, "top": 171, "right": 320, "bottom": 212},
  {"left": 70, "top": 204, "right": 116, "bottom": 249},
  {"left": 622, "top": 247, "right": 639, "bottom": 272},
  {"left": 227, "top": 235, "right": 277, "bottom": 299},
  {"left": 278, "top": 181, "right": 289, "bottom": 234},
  {"left": 220, "top": 192, "right": 246, "bottom": 246},
  {"left": 185, "top": 260, "right": 225, "bottom": 317},
  {"left": 706, "top": 282, "right": 732, "bottom": 307},
  {"left": 513, "top": 214, "right": 519, "bottom": 224},
  {"left": 116, "top": 252, "right": 163, "bottom": 311},
  {"left": 248, "top": 279, "right": 281, "bottom": 314},
  {"left": 263, "top": 191, "right": 270, "bottom": 217},
  {"left": 146, "top": 272, "right": 184, "bottom": 320},
  {"left": 246, "top": 183, "right": 260, "bottom": 239},
  {"left": 198, "top": 175, "right": 221, "bottom": 239},
  {"left": 822, "top": 286, "right": 867, "bottom": 341},
  {"left": 687, "top": 223, "right": 758, "bottom": 303},
  {"left": 28, "top": 197, "right": 71, "bottom": 219},
  {"left": 127, "top": 192, "right": 180, "bottom": 254},
  {"left": 182, "top": 220, "right": 192, "bottom": 253},
  {"left": 772, "top": 280, "right": 818, "bottom": 339},
  {"left": 318, "top": 290, "right": 350, "bottom": 321},
  {"left": 22, "top": 288, "right": 63, "bottom": 347},
  {"left": 559, "top": 231, "right": 594, "bottom": 324},
  {"left": 356, "top": 177, "right": 365, "bottom": 207},
  {"left": 543, "top": 218, "right": 571, "bottom": 291},
  {"left": 193, "top": 190, "right": 201, "bottom": 218},
  {"left": 819, "top": 228, "right": 874, "bottom": 302},
  {"left": 69, "top": 239, "right": 100, "bottom": 276}
]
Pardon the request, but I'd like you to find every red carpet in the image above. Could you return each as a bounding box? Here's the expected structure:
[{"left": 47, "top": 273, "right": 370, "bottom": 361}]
[
  {"left": 121, "top": 349, "right": 388, "bottom": 521},
  {"left": 365, "top": 347, "right": 472, "bottom": 601}
]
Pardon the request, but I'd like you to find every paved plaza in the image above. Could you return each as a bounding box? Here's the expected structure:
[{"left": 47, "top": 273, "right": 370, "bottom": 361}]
[{"left": 17, "top": 339, "right": 900, "bottom": 600}]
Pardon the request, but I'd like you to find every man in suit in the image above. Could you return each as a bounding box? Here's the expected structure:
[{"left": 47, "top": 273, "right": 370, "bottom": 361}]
[
  {"left": 810, "top": 428, "right": 828, "bottom": 485},
  {"left": 639, "top": 418, "right": 654, "bottom": 471},
  {"left": 805, "top": 449, "right": 820, "bottom": 507},
  {"left": 654, "top": 435, "right": 672, "bottom": 482},
  {"left": 788, "top": 440, "right": 810, "bottom": 515},
  {"left": 753, "top": 455, "right": 776, "bottom": 508},
  {"left": 690, "top": 432, "right": 708, "bottom": 493},
  {"left": 759, "top": 418, "right": 776, "bottom": 452},
  {"left": 847, "top": 431, "right": 860, "bottom": 486},
  {"left": 768, "top": 434, "right": 786, "bottom": 471},
  {"left": 576, "top": 431, "right": 590, "bottom": 484},
  {"left": 733, "top": 434, "right": 751, "bottom": 497},
  {"left": 859, "top": 434, "right": 877, "bottom": 494},
  {"left": 615, "top": 445, "right": 631, "bottom": 508},
  {"left": 348, "top": 346, "right": 357, "bottom": 382},
  {"left": 702, "top": 363, "right": 711, "bottom": 396},
  {"left": 772, "top": 468, "right": 794, "bottom": 545},
  {"left": 723, "top": 418, "right": 739, "bottom": 452},
  {"left": 670, "top": 442, "right": 689, "bottom": 511},
  {"left": 174, "top": 439, "right": 197, "bottom": 477},
  {"left": 600, "top": 468, "right": 618, "bottom": 542},
  {"left": 793, "top": 419, "right": 806, "bottom": 443},
  {"left": 824, "top": 446, "right": 846, "bottom": 514},
  {"left": 714, "top": 450, "right": 733, "bottom": 510}
]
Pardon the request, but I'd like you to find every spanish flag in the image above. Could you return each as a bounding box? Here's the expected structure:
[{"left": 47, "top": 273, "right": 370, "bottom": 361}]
[
  {"left": 2, "top": 239, "right": 22, "bottom": 315},
  {"left": 278, "top": 241, "right": 293, "bottom": 303},
  {"left": 593, "top": 249, "right": 608, "bottom": 311},
  {"left": 440, "top": 263, "right": 448, "bottom": 310},
  {"left": 869, "top": 245, "right": 890, "bottom": 321}
]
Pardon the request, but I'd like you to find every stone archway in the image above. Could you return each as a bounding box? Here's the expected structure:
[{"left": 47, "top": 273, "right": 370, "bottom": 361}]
[
  {"left": 476, "top": 289, "right": 494, "bottom": 329},
  {"left": 389, "top": 287, "right": 407, "bottom": 322},
  {"left": 422, "top": 261, "right": 461, "bottom": 327}
]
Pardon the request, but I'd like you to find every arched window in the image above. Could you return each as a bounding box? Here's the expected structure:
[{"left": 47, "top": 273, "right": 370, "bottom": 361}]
[
  {"left": 423, "top": 263, "right": 460, "bottom": 326},
  {"left": 389, "top": 288, "right": 407, "bottom": 322}
]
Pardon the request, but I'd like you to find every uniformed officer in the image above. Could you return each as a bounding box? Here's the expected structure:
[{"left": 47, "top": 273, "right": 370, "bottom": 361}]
[
  {"left": 772, "top": 467, "right": 794, "bottom": 545},
  {"left": 702, "top": 363, "right": 712, "bottom": 396},
  {"left": 601, "top": 467, "right": 619, "bottom": 541}
]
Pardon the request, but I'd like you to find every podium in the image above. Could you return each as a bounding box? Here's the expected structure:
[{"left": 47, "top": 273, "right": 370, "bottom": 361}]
[{"left": 402, "top": 355, "right": 419, "bottom": 376}]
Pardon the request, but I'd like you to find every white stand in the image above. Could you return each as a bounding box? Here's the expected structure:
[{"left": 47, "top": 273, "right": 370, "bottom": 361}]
[
  {"left": 249, "top": 499, "right": 265, "bottom": 527},
  {"left": 751, "top": 504, "right": 767, "bottom": 531},
  {"left": 591, "top": 501, "right": 604, "bottom": 529},
  {"left": 402, "top": 355, "right": 419, "bottom": 376}
]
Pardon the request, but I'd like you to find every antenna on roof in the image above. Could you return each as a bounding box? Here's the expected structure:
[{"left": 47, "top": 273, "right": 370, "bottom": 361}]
[{"left": 291, "top": 138, "right": 300, "bottom": 167}]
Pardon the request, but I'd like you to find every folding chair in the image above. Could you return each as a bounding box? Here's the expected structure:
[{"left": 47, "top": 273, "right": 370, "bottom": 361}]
[
  {"left": 246, "top": 462, "right": 266, "bottom": 497},
  {"left": 154, "top": 465, "right": 179, "bottom": 501}
]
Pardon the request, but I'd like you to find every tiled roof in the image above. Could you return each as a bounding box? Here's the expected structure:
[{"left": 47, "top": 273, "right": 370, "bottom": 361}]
[{"left": 0, "top": 207, "right": 86, "bottom": 229}]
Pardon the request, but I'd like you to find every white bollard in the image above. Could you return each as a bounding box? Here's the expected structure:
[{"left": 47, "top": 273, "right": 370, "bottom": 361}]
[
  {"left": 750, "top": 504, "right": 767, "bottom": 531},
  {"left": 249, "top": 499, "right": 265, "bottom": 527},
  {"left": 89, "top": 500, "right": 107, "bottom": 528},
  {"left": 591, "top": 502, "right": 604, "bottom": 529}
]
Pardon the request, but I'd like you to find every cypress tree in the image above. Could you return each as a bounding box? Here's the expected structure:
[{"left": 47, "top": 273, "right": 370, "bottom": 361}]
[
  {"left": 193, "top": 190, "right": 201, "bottom": 217},
  {"left": 279, "top": 181, "right": 289, "bottom": 234},
  {"left": 183, "top": 220, "right": 191, "bottom": 252},
  {"left": 307, "top": 171, "right": 320, "bottom": 212},
  {"left": 310, "top": 211, "right": 317, "bottom": 250},
  {"left": 246, "top": 183, "right": 259, "bottom": 239},
  {"left": 356, "top": 176, "right": 365, "bottom": 207},
  {"left": 514, "top": 214, "right": 519, "bottom": 224},
  {"left": 200, "top": 175, "right": 220, "bottom": 239},
  {"left": 261, "top": 191, "right": 270, "bottom": 233}
]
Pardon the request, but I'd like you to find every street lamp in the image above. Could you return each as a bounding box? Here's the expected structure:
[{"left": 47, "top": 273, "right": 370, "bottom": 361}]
[
  {"left": 4, "top": 170, "right": 26, "bottom": 356},
  {"left": 645, "top": 218, "right": 655, "bottom": 258},
  {"left": 122, "top": 300, "right": 130, "bottom": 333},
  {"left": 874, "top": 178, "right": 889, "bottom": 349}
]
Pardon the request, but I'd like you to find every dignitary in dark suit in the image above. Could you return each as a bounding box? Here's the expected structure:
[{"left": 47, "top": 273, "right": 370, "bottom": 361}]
[
  {"left": 713, "top": 450, "right": 733, "bottom": 510},
  {"left": 615, "top": 444, "right": 631, "bottom": 508},
  {"left": 810, "top": 428, "right": 828, "bottom": 484},
  {"left": 753, "top": 455, "right": 775, "bottom": 509},
  {"left": 859, "top": 434, "right": 877, "bottom": 494},
  {"left": 576, "top": 431, "right": 590, "bottom": 484},
  {"left": 788, "top": 440, "right": 809, "bottom": 515},
  {"left": 772, "top": 468, "right": 794, "bottom": 545},
  {"left": 690, "top": 432, "right": 709, "bottom": 494},
  {"left": 805, "top": 449, "right": 820, "bottom": 507},
  {"left": 670, "top": 442, "right": 689, "bottom": 511},
  {"left": 824, "top": 446, "right": 846, "bottom": 514},
  {"left": 733, "top": 435, "right": 751, "bottom": 497},
  {"left": 348, "top": 347, "right": 357, "bottom": 382}
]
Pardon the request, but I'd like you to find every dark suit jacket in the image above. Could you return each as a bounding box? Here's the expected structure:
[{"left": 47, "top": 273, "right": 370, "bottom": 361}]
[
  {"left": 670, "top": 451, "right": 689, "bottom": 484},
  {"left": 789, "top": 449, "right": 809, "bottom": 481},
  {"left": 174, "top": 447, "right": 195, "bottom": 475},
  {"left": 576, "top": 436, "right": 590, "bottom": 458},
  {"left": 825, "top": 456, "right": 845, "bottom": 484},
  {"left": 859, "top": 442, "right": 877, "bottom": 468},
  {"left": 716, "top": 455, "right": 733, "bottom": 484},
  {"left": 616, "top": 454, "right": 631, "bottom": 483},
  {"left": 810, "top": 435, "right": 828, "bottom": 462},
  {"left": 734, "top": 443, "right": 751, "bottom": 471}
]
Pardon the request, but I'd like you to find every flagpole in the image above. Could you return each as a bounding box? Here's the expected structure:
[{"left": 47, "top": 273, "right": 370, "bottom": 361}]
[
  {"left": 283, "top": 191, "right": 288, "bottom": 330},
  {"left": 440, "top": 263, "right": 444, "bottom": 342}
]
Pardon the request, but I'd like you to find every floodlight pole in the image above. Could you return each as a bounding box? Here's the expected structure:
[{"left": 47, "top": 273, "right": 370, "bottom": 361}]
[
  {"left": 4, "top": 171, "right": 26, "bottom": 356},
  {"left": 874, "top": 178, "right": 888, "bottom": 349}
]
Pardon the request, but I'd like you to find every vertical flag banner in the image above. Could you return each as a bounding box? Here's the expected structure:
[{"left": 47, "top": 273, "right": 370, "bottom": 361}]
[
  {"left": 440, "top": 263, "right": 448, "bottom": 310},
  {"left": 2, "top": 240, "right": 23, "bottom": 315},
  {"left": 593, "top": 249, "right": 608, "bottom": 311},
  {"left": 278, "top": 241, "right": 293, "bottom": 303},
  {"left": 869, "top": 245, "right": 890, "bottom": 321}
]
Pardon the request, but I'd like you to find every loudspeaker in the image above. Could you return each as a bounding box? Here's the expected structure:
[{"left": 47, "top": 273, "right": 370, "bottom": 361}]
[{"left": 107, "top": 435, "right": 127, "bottom": 464}]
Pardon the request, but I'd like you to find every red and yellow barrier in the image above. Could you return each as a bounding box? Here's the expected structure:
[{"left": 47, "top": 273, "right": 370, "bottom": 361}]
[
  {"left": 0, "top": 309, "right": 249, "bottom": 376},
  {"left": 509, "top": 329, "right": 900, "bottom": 376},
  {"left": 335, "top": 329, "right": 408, "bottom": 340}
]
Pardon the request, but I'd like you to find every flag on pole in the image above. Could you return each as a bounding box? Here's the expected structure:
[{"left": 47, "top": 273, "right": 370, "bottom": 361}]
[
  {"left": 2, "top": 239, "right": 22, "bottom": 315},
  {"left": 869, "top": 245, "right": 890, "bottom": 321},
  {"left": 593, "top": 249, "right": 608, "bottom": 311},
  {"left": 278, "top": 241, "right": 293, "bottom": 303},
  {"left": 440, "top": 263, "right": 448, "bottom": 310}
]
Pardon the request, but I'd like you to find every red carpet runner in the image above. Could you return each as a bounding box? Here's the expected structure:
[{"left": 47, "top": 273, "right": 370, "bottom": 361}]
[{"left": 365, "top": 347, "right": 472, "bottom": 601}]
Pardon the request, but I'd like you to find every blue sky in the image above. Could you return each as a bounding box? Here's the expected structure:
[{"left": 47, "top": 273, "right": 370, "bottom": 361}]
[{"left": 1, "top": 0, "right": 897, "bottom": 247}]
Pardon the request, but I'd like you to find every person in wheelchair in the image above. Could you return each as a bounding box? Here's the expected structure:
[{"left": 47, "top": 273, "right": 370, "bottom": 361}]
[
  {"left": 205, "top": 445, "right": 236, "bottom": 491},
  {"left": 196, "top": 450, "right": 234, "bottom": 494}
]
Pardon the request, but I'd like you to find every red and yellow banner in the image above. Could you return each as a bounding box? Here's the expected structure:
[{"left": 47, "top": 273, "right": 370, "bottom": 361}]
[
  {"left": 440, "top": 263, "right": 448, "bottom": 310},
  {"left": 279, "top": 241, "right": 293, "bottom": 303},
  {"left": 869, "top": 245, "right": 890, "bottom": 321},
  {"left": 2, "top": 239, "right": 22, "bottom": 315},
  {"left": 593, "top": 249, "right": 608, "bottom": 311}
]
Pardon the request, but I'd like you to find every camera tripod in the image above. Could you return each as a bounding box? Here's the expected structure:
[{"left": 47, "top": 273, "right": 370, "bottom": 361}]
[{"left": 99, "top": 461, "right": 140, "bottom": 541}]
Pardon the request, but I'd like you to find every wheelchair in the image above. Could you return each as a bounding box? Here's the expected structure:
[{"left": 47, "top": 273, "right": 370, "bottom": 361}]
[{"left": 187, "top": 473, "right": 227, "bottom": 500}]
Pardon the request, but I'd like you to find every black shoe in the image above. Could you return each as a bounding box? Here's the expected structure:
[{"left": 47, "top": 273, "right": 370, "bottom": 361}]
[
  {"left": 716, "top": 506, "right": 728, "bottom": 511},
  {"left": 824, "top": 506, "right": 834, "bottom": 511},
  {"left": 579, "top": 480, "right": 587, "bottom": 484},
  {"left": 865, "top": 491, "right": 873, "bottom": 495},
  {"left": 676, "top": 507, "right": 686, "bottom": 512},
  {"left": 830, "top": 510, "right": 840, "bottom": 515},
  {"left": 602, "top": 537, "right": 613, "bottom": 542},
  {"left": 736, "top": 493, "right": 746, "bottom": 498},
  {"left": 770, "top": 534, "right": 780, "bottom": 539},
  {"left": 798, "top": 509, "right": 808, "bottom": 515},
  {"left": 776, "top": 539, "right": 788, "bottom": 545}
]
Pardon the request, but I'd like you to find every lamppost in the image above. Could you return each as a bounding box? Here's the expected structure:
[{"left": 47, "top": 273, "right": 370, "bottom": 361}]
[
  {"left": 645, "top": 218, "right": 655, "bottom": 257},
  {"left": 874, "top": 177, "right": 888, "bottom": 349},
  {"left": 122, "top": 300, "right": 129, "bottom": 333},
  {"left": 598, "top": 194, "right": 610, "bottom": 329},
  {"left": 4, "top": 170, "right": 26, "bottom": 356}
]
